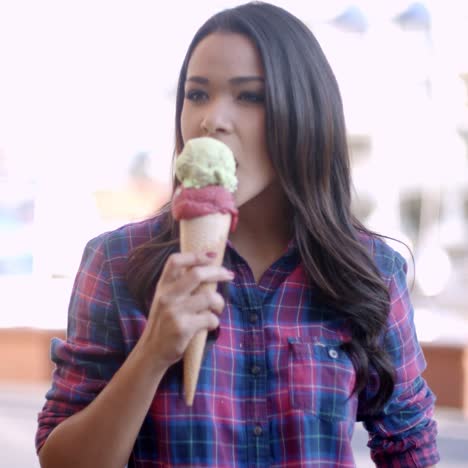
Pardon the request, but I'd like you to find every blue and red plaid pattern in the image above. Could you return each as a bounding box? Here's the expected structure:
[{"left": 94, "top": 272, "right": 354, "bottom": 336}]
[{"left": 36, "top": 215, "right": 439, "bottom": 467}]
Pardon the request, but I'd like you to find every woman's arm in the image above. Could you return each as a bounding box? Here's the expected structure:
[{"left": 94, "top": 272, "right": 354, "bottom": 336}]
[
  {"left": 38, "top": 334, "right": 169, "bottom": 468},
  {"left": 38, "top": 242, "right": 232, "bottom": 468}
]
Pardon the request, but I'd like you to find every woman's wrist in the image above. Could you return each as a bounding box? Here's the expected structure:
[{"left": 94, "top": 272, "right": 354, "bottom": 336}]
[{"left": 134, "top": 327, "right": 172, "bottom": 378}]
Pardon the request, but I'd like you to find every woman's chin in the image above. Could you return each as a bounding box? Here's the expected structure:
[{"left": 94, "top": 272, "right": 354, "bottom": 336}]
[
  {"left": 235, "top": 180, "right": 282, "bottom": 209},
  {"left": 233, "top": 190, "right": 258, "bottom": 209},
  {"left": 234, "top": 191, "right": 267, "bottom": 211}
]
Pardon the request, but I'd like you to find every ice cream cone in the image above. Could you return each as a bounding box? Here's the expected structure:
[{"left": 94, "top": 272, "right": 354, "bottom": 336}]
[{"left": 180, "top": 212, "right": 231, "bottom": 406}]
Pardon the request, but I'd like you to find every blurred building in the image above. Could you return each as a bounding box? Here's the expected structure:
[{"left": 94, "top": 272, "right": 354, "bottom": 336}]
[{"left": 312, "top": 2, "right": 468, "bottom": 312}]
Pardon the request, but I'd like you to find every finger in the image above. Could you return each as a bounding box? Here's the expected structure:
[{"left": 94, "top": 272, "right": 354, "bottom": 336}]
[
  {"left": 192, "top": 310, "right": 220, "bottom": 333},
  {"left": 161, "top": 251, "right": 218, "bottom": 282},
  {"left": 182, "top": 290, "right": 226, "bottom": 316},
  {"left": 168, "top": 265, "right": 234, "bottom": 297}
]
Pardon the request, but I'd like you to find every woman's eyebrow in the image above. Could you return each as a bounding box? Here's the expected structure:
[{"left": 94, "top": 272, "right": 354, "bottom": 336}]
[
  {"left": 186, "top": 75, "right": 264, "bottom": 85},
  {"left": 186, "top": 76, "right": 209, "bottom": 84},
  {"left": 229, "top": 76, "right": 264, "bottom": 85}
]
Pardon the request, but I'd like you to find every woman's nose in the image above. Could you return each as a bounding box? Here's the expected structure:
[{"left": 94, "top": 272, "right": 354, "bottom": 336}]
[{"left": 200, "top": 100, "right": 233, "bottom": 135}]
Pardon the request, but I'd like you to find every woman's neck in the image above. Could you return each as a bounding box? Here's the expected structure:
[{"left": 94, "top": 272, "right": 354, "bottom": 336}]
[{"left": 229, "top": 183, "right": 292, "bottom": 281}]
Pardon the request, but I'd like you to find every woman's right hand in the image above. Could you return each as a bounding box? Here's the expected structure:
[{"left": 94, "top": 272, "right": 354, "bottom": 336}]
[
  {"left": 141, "top": 251, "right": 234, "bottom": 369},
  {"left": 38, "top": 250, "right": 232, "bottom": 468}
]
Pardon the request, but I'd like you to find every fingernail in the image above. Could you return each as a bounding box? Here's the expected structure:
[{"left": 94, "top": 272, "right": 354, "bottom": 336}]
[{"left": 206, "top": 252, "right": 217, "bottom": 258}]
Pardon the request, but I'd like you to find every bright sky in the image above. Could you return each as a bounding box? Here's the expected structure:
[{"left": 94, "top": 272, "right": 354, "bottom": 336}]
[{"left": 0, "top": 0, "right": 467, "bottom": 187}]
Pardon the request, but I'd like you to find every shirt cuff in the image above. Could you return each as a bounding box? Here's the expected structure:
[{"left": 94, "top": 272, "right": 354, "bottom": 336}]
[{"left": 371, "top": 442, "right": 440, "bottom": 467}]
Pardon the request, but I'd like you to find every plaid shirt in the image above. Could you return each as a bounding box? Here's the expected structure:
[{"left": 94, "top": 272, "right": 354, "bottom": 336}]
[{"left": 36, "top": 215, "right": 439, "bottom": 467}]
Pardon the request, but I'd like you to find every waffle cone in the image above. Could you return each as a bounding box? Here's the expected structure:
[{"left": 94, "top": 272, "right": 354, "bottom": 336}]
[{"left": 179, "top": 212, "right": 231, "bottom": 406}]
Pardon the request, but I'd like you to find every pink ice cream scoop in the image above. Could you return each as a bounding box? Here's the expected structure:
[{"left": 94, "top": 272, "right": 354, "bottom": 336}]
[{"left": 172, "top": 185, "right": 238, "bottom": 232}]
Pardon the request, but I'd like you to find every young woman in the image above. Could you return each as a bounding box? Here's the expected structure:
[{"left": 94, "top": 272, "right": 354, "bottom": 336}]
[{"left": 36, "top": 2, "right": 439, "bottom": 467}]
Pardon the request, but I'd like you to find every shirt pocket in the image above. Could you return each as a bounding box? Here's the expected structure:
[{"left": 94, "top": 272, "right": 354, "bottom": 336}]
[{"left": 287, "top": 337, "right": 357, "bottom": 421}]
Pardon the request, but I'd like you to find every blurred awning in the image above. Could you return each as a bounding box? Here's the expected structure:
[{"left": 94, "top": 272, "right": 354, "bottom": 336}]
[
  {"left": 394, "top": 2, "right": 431, "bottom": 30},
  {"left": 330, "top": 6, "right": 368, "bottom": 33}
]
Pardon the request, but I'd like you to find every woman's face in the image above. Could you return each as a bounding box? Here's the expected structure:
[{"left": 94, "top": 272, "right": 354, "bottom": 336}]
[{"left": 180, "top": 33, "right": 276, "bottom": 208}]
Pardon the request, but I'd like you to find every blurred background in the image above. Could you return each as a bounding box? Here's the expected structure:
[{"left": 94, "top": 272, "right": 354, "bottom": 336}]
[{"left": 0, "top": 0, "right": 467, "bottom": 466}]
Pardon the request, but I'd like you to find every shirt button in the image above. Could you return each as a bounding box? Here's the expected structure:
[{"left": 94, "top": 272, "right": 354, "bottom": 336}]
[
  {"left": 328, "top": 348, "right": 339, "bottom": 359},
  {"left": 249, "top": 313, "right": 258, "bottom": 323},
  {"left": 253, "top": 425, "right": 263, "bottom": 436},
  {"left": 251, "top": 365, "right": 261, "bottom": 376}
]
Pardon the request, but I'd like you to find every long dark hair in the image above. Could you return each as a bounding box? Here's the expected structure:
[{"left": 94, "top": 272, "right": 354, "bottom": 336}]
[{"left": 127, "top": 1, "right": 394, "bottom": 414}]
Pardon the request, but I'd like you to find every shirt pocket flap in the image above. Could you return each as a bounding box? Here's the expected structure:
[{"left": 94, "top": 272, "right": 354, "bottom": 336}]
[{"left": 287, "top": 337, "right": 357, "bottom": 420}]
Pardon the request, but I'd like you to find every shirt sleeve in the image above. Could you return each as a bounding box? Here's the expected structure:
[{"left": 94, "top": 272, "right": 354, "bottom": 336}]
[
  {"left": 35, "top": 235, "right": 126, "bottom": 454},
  {"left": 357, "top": 252, "right": 440, "bottom": 467}
]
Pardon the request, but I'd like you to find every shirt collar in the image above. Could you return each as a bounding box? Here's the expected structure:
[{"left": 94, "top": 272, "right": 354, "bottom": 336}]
[{"left": 225, "top": 236, "right": 299, "bottom": 266}]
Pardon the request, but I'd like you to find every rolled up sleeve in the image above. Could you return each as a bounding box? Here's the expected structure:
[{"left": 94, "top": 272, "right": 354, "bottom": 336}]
[
  {"left": 35, "top": 235, "right": 125, "bottom": 453},
  {"left": 358, "top": 252, "right": 440, "bottom": 467}
]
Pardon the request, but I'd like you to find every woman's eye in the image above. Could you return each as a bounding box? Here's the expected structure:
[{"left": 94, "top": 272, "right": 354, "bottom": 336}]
[
  {"left": 185, "top": 90, "right": 208, "bottom": 102},
  {"left": 238, "top": 91, "right": 265, "bottom": 103}
]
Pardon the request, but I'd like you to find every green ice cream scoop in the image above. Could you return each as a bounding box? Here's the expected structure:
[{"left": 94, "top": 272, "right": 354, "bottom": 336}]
[{"left": 175, "top": 137, "right": 238, "bottom": 192}]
